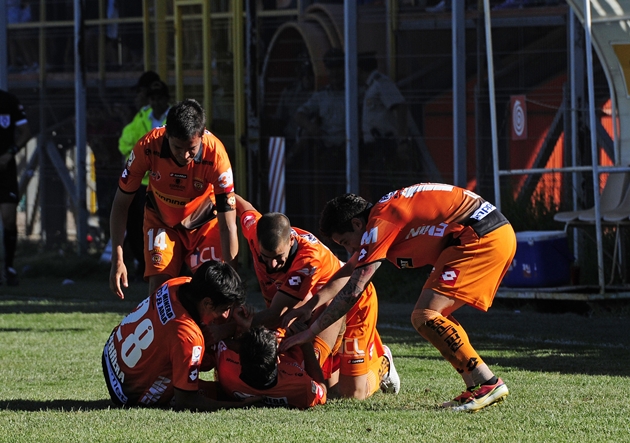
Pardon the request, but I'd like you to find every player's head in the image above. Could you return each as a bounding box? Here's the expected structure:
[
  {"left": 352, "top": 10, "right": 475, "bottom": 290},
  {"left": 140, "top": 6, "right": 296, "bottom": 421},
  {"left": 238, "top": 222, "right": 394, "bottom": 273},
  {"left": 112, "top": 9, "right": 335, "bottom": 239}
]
[
  {"left": 256, "top": 212, "right": 294, "bottom": 273},
  {"left": 165, "top": 99, "right": 206, "bottom": 165},
  {"left": 178, "top": 260, "right": 245, "bottom": 325},
  {"left": 134, "top": 70, "right": 161, "bottom": 109},
  {"left": 238, "top": 326, "right": 279, "bottom": 390},
  {"left": 147, "top": 80, "right": 170, "bottom": 116},
  {"left": 320, "top": 194, "right": 373, "bottom": 254}
]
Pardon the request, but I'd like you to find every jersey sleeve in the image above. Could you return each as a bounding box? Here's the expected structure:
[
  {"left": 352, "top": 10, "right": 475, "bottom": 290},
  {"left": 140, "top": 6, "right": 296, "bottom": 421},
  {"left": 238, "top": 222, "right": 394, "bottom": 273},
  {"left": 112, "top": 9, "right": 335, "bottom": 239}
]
[
  {"left": 205, "top": 132, "right": 235, "bottom": 212},
  {"left": 357, "top": 216, "right": 401, "bottom": 265},
  {"left": 118, "top": 131, "right": 153, "bottom": 193},
  {"left": 240, "top": 209, "right": 262, "bottom": 243},
  {"left": 170, "top": 322, "right": 205, "bottom": 391}
]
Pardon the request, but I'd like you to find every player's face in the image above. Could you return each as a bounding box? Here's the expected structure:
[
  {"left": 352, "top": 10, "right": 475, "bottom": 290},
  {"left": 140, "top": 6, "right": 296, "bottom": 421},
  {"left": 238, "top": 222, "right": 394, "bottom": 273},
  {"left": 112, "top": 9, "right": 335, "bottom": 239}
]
[
  {"left": 167, "top": 134, "right": 202, "bottom": 165},
  {"left": 331, "top": 231, "right": 361, "bottom": 254},
  {"left": 200, "top": 301, "right": 232, "bottom": 324},
  {"left": 259, "top": 238, "right": 293, "bottom": 273}
]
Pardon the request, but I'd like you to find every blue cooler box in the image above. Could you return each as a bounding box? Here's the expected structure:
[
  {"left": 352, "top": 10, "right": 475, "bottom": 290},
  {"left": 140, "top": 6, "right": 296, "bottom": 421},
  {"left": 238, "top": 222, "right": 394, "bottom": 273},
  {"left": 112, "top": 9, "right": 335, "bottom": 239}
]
[{"left": 502, "top": 231, "right": 573, "bottom": 288}]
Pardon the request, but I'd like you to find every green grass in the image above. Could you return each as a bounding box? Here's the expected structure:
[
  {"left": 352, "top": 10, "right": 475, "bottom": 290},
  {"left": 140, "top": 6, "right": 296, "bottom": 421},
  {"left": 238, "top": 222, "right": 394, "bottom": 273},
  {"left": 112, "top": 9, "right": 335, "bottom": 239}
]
[{"left": 1, "top": 250, "right": 630, "bottom": 442}]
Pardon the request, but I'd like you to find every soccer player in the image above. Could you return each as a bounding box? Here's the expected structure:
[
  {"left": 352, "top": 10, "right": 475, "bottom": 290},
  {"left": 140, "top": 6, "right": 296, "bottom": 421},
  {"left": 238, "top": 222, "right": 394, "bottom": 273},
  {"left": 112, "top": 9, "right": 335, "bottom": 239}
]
[
  {"left": 226, "top": 194, "right": 398, "bottom": 400},
  {"left": 102, "top": 260, "right": 260, "bottom": 411},
  {"left": 215, "top": 325, "right": 327, "bottom": 409},
  {"left": 0, "top": 88, "right": 30, "bottom": 286},
  {"left": 280, "top": 184, "right": 516, "bottom": 412},
  {"left": 109, "top": 98, "right": 238, "bottom": 299}
]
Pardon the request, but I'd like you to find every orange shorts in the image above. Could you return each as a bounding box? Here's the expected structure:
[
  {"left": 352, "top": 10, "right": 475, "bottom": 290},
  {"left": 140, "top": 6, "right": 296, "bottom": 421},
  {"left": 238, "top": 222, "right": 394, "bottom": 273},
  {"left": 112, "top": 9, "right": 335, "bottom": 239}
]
[
  {"left": 338, "top": 282, "right": 385, "bottom": 377},
  {"left": 143, "top": 208, "right": 222, "bottom": 279},
  {"left": 423, "top": 223, "right": 517, "bottom": 311}
]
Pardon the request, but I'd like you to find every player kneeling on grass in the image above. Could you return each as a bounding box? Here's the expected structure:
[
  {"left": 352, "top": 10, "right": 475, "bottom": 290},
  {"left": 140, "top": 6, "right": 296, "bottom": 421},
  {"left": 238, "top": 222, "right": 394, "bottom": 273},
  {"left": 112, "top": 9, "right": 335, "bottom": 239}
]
[
  {"left": 214, "top": 324, "right": 327, "bottom": 409},
  {"left": 102, "top": 260, "right": 261, "bottom": 411}
]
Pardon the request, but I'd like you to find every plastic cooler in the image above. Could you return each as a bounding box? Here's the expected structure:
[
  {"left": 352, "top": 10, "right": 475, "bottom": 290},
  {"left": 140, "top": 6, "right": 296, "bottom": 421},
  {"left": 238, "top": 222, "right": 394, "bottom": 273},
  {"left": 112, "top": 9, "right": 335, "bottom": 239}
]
[{"left": 502, "top": 230, "right": 573, "bottom": 288}]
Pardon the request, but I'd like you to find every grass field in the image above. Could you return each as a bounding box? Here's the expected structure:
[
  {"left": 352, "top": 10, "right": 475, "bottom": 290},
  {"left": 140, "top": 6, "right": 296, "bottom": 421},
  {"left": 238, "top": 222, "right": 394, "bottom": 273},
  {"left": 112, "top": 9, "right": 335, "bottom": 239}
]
[{"left": 0, "top": 253, "right": 629, "bottom": 442}]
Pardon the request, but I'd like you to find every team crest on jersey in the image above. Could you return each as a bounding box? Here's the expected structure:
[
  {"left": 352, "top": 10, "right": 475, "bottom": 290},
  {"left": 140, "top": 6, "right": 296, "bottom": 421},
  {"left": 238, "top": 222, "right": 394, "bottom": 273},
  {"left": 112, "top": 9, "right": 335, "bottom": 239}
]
[
  {"left": 439, "top": 266, "right": 460, "bottom": 286},
  {"left": 151, "top": 251, "right": 163, "bottom": 264},
  {"left": 193, "top": 179, "right": 204, "bottom": 191},
  {"left": 0, "top": 115, "right": 10, "bottom": 128},
  {"left": 150, "top": 170, "right": 161, "bottom": 181},
  {"left": 397, "top": 258, "right": 414, "bottom": 268}
]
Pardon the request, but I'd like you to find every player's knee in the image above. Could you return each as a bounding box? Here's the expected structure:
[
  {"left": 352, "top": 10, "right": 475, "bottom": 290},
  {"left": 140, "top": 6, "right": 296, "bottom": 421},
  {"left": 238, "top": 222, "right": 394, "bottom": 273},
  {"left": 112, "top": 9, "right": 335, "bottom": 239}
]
[{"left": 411, "top": 308, "right": 441, "bottom": 336}]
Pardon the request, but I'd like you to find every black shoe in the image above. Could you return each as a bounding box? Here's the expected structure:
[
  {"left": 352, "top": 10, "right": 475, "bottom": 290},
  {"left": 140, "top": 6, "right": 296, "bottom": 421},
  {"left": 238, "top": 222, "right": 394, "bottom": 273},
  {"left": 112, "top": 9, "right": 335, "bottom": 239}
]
[{"left": 5, "top": 267, "right": 19, "bottom": 286}]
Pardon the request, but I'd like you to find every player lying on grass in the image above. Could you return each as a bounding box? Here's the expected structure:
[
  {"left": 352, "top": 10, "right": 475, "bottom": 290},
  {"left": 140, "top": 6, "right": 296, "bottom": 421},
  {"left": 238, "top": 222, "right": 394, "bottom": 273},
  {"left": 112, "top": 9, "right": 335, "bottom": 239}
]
[
  {"left": 214, "top": 324, "right": 327, "bottom": 409},
  {"left": 102, "top": 260, "right": 261, "bottom": 411}
]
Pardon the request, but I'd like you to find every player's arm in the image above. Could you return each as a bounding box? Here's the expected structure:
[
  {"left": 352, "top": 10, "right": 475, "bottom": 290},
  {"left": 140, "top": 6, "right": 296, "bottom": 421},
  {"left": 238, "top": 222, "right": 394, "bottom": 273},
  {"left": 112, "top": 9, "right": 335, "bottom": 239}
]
[
  {"left": 252, "top": 290, "right": 299, "bottom": 330},
  {"left": 109, "top": 188, "right": 135, "bottom": 299},
  {"left": 234, "top": 193, "right": 255, "bottom": 218},
  {"left": 172, "top": 388, "right": 261, "bottom": 412},
  {"left": 281, "top": 255, "right": 357, "bottom": 329},
  {"left": 279, "top": 261, "right": 381, "bottom": 351},
  {"left": 217, "top": 209, "right": 238, "bottom": 270}
]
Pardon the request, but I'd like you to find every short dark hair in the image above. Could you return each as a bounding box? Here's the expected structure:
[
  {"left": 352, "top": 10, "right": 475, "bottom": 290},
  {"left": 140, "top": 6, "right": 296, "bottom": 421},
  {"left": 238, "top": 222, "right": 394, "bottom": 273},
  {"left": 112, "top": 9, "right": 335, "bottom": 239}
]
[
  {"left": 239, "top": 326, "right": 278, "bottom": 389},
  {"left": 319, "top": 193, "right": 372, "bottom": 238},
  {"left": 147, "top": 80, "right": 170, "bottom": 99},
  {"left": 135, "top": 71, "right": 161, "bottom": 90},
  {"left": 257, "top": 213, "right": 291, "bottom": 252},
  {"left": 165, "top": 99, "right": 206, "bottom": 140},
  {"left": 179, "top": 260, "right": 245, "bottom": 310}
]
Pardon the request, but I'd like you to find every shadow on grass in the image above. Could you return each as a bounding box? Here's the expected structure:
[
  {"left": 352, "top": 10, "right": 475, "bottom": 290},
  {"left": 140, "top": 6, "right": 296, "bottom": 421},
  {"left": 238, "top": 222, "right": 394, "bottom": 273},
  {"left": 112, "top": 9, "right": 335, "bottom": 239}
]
[{"left": 0, "top": 399, "right": 114, "bottom": 411}]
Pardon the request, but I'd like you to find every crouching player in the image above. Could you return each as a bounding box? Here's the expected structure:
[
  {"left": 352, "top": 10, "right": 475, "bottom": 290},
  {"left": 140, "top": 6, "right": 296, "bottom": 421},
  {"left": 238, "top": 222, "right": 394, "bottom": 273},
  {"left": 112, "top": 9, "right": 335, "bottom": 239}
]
[
  {"left": 215, "top": 325, "right": 326, "bottom": 409},
  {"left": 102, "top": 260, "right": 261, "bottom": 411}
]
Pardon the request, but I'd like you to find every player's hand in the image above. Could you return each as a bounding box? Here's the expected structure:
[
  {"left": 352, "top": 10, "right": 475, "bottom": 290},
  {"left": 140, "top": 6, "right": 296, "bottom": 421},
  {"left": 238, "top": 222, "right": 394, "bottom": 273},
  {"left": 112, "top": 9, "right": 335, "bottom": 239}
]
[
  {"left": 278, "top": 327, "right": 315, "bottom": 353},
  {"left": 109, "top": 260, "right": 128, "bottom": 299},
  {"left": 232, "top": 305, "right": 254, "bottom": 335},
  {"left": 280, "top": 305, "right": 312, "bottom": 330}
]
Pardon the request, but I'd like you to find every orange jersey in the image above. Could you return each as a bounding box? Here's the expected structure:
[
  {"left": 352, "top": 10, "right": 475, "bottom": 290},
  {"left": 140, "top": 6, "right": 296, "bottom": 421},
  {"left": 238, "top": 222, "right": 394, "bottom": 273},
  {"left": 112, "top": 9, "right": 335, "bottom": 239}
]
[
  {"left": 357, "top": 183, "right": 504, "bottom": 268},
  {"left": 119, "top": 127, "right": 235, "bottom": 228},
  {"left": 214, "top": 341, "right": 326, "bottom": 409},
  {"left": 240, "top": 209, "right": 344, "bottom": 306},
  {"left": 103, "top": 277, "right": 205, "bottom": 407}
]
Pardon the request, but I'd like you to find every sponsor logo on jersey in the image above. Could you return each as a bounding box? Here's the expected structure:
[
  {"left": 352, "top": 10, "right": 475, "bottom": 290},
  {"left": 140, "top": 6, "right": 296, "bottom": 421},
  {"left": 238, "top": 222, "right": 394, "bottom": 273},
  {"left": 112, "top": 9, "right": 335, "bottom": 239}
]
[
  {"left": 188, "top": 366, "right": 199, "bottom": 383},
  {"left": 298, "top": 232, "right": 318, "bottom": 244},
  {"left": 396, "top": 257, "right": 414, "bottom": 268},
  {"left": 470, "top": 201, "right": 496, "bottom": 221},
  {"left": 288, "top": 276, "right": 302, "bottom": 286},
  {"left": 343, "top": 338, "right": 366, "bottom": 357},
  {"left": 358, "top": 248, "right": 368, "bottom": 261},
  {"left": 0, "top": 115, "right": 11, "bottom": 128},
  {"left": 405, "top": 222, "right": 448, "bottom": 240},
  {"left": 155, "top": 285, "right": 176, "bottom": 325},
  {"left": 263, "top": 397, "right": 289, "bottom": 407},
  {"left": 361, "top": 227, "right": 378, "bottom": 245},
  {"left": 191, "top": 346, "right": 202, "bottom": 365},
  {"left": 217, "top": 168, "right": 234, "bottom": 190},
  {"left": 242, "top": 214, "right": 256, "bottom": 230},
  {"left": 106, "top": 334, "right": 125, "bottom": 383},
  {"left": 139, "top": 376, "right": 171, "bottom": 405},
  {"left": 439, "top": 266, "right": 460, "bottom": 287},
  {"left": 426, "top": 317, "right": 465, "bottom": 353},
  {"left": 349, "top": 358, "right": 365, "bottom": 364},
  {"left": 153, "top": 189, "right": 188, "bottom": 206},
  {"left": 188, "top": 246, "right": 221, "bottom": 269},
  {"left": 401, "top": 183, "right": 453, "bottom": 198},
  {"left": 170, "top": 173, "right": 187, "bottom": 179}
]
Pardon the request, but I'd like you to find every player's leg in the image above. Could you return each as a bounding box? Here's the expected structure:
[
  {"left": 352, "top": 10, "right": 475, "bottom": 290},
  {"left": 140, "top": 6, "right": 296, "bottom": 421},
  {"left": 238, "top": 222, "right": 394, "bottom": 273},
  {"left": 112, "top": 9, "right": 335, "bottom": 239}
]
[
  {"left": 143, "top": 209, "right": 183, "bottom": 295},
  {"left": 0, "top": 163, "right": 20, "bottom": 285},
  {"left": 337, "top": 284, "right": 398, "bottom": 399},
  {"left": 410, "top": 225, "right": 515, "bottom": 411}
]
